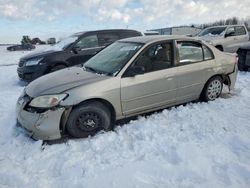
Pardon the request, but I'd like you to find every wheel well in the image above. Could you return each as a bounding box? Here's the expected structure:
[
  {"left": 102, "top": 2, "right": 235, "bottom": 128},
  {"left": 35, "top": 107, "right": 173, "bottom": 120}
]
[
  {"left": 52, "top": 63, "right": 68, "bottom": 68},
  {"left": 74, "top": 98, "right": 116, "bottom": 123},
  {"left": 46, "top": 62, "right": 68, "bottom": 73},
  {"left": 205, "top": 74, "right": 230, "bottom": 86},
  {"left": 215, "top": 45, "right": 223, "bottom": 51}
]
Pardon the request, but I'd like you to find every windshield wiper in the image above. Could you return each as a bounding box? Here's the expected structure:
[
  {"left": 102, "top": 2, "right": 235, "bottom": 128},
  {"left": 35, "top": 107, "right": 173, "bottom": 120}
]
[
  {"left": 83, "top": 66, "right": 113, "bottom": 76},
  {"left": 84, "top": 66, "right": 98, "bottom": 73}
]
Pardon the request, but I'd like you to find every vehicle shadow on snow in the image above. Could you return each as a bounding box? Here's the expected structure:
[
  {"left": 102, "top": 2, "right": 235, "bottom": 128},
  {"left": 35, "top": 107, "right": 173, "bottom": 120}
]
[
  {"left": 14, "top": 80, "right": 28, "bottom": 87},
  {"left": 42, "top": 101, "right": 202, "bottom": 145}
]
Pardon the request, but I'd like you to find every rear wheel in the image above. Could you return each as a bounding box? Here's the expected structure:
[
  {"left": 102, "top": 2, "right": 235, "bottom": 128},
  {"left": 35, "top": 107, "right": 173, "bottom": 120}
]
[
  {"left": 238, "top": 64, "right": 249, "bottom": 71},
  {"left": 66, "top": 101, "right": 112, "bottom": 138},
  {"left": 200, "top": 76, "right": 223, "bottom": 102}
]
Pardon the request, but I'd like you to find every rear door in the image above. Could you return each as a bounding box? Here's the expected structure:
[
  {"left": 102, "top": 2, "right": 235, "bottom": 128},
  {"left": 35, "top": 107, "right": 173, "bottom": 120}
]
[
  {"left": 175, "top": 41, "right": 215, "bottom": 101},
  {"left": 225, "top": 26, "right": 248, "bottom": 52},
  {"left": 235, "top": 26, "right": 249, "bottom": 44},
  {"left": 121, "top": 41, "right": 178, "bottom": 115}
]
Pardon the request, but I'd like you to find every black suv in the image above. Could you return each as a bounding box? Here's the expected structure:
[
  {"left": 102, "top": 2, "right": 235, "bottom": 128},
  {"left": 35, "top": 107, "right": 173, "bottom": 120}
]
[{"left": 17, "top": 29, "right": 142, "bottom": 81}]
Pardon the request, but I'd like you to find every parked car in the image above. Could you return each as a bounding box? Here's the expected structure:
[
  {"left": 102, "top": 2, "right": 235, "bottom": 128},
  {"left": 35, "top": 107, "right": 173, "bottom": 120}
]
[
  {"left": 16, "top": 36, "right": 238, "bottom": 140},
  {"left": 17, "top": 29, "right": 143, "bottom": 81},
  {"left": 144, "top": 31, "right": 159, "bottom": 35},
  {"left": 237, "top": 42, "right": 250, "bottom": 71},
  {"left": 47, "top": 38, "right": 56, "bottom": 45},
  {"left": 7, "top": 43, "right": 35, "bottom": 51},
  {"left": 197, "top": 25, "right": 249, "bottom": 53},
  {"left": 31, "top": 38, "right": 46, "bottom": 45}
]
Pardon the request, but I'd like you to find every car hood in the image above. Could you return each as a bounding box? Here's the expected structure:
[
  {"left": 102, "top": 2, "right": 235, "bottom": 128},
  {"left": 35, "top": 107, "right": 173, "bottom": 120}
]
[
  {"left": 20, "top": 49, "right": 60, "bottom": 61},
  {"left": 26, "top": 67, "right": 109, "bottom": 98}
]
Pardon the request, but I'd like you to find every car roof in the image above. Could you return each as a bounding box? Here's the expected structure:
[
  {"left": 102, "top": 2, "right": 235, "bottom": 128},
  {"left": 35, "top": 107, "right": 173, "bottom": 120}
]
[
  {"left": 119, "top": 35, "right": 198, "bottom": 44},
  {"left": 205, "top": 25, "right": 245, "bottom": 29},
  {"left": 74, "top": 29, "right": 141, "bottom": 36}
]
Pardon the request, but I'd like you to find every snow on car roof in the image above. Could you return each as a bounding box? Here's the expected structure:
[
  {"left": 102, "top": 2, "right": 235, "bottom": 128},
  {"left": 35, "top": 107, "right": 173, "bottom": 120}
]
[{"left": 120, "top": 35, "right": 196, "bottom": 44}]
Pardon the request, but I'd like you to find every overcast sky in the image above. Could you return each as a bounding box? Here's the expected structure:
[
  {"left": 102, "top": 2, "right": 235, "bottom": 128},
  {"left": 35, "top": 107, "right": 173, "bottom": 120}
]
[{"left": 0, "top": 0, "right": 249, "bottom": 43}]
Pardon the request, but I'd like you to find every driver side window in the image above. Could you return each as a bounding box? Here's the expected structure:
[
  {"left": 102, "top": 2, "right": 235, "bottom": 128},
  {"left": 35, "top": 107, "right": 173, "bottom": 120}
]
[
  {"left": 75, "top": 35, "right": 99, "bottom": 49},
  {"left": 133, "top": 42, "right": 173, "bottom": 73}
]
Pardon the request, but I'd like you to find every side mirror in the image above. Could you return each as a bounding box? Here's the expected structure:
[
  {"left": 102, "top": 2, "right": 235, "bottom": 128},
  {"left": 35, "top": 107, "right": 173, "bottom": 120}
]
[
  {"left": 72, "top": 46, "right": 81, "bottom": 54},
  {"left": 225, "top": 31, "right": 235, "bottom": 38},
  {"left": 126, "top": 66, "right": 145, "bottom": 77}
]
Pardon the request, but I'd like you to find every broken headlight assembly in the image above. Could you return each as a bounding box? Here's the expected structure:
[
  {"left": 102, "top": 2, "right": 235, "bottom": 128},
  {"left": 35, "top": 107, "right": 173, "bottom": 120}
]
[{"left": 28, "top": 94, "right": 68, "bottom": 108}]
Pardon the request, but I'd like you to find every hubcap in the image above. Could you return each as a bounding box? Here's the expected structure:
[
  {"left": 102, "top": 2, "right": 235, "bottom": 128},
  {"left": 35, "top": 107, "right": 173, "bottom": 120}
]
[
  {"left": 76, "top": 112, "right": 100, "bottom": 132},
  {"left": 207, "top": 80, "right": 222, "bottom": 100}
]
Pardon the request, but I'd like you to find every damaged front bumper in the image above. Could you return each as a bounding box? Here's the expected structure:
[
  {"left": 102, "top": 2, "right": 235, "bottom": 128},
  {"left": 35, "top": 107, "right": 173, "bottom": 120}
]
[{"left": 16, "top": 95, "right": 66, "bottom": 140}]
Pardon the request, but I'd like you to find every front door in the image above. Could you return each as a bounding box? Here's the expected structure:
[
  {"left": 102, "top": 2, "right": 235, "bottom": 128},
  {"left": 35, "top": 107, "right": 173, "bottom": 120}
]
[{"left": 121, "top": 41, "right": 178, "bottom": 116}]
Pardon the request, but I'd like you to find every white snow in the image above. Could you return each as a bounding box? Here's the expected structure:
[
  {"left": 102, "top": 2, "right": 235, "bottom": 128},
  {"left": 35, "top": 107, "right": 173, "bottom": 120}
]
[
  {"left": 0, "top": 46, "right": 250, "bottom": 188},
  {"left": 0, "top": 45, "right": 50, "bottom": 66}
]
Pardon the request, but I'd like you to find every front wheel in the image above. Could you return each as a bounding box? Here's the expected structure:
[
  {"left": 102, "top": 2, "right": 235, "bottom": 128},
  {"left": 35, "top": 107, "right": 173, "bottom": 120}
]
[
  {"left": 66, "top": 101, "right": 112, "bottom": 138},
  {"left": 200, "top": 76, "right": 223, "bottom": 102}
]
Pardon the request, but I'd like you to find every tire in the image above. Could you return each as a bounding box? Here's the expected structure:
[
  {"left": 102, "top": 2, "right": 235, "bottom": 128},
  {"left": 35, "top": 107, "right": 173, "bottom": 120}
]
[
  {"left": 66, "top": 101, "right": 112, "bottom": 138},
  {"left": 238, "top": 64, "right": 249, "bottom": 71},
  {"left": 200, "top": 76, "right": 223, "bottom": 102},
  {"left": 49, "top": 64, "right": 67, "bottom": 73}
]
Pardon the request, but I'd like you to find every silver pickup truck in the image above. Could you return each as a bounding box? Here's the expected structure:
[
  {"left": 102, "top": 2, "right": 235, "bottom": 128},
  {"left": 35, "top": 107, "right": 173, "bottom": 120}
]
[{"left": 197, "top": 25, "right": 249, "bottom": 53}]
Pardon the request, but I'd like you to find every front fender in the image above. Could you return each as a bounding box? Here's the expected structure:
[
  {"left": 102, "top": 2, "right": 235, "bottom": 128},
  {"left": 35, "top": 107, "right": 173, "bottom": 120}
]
[{"left": 60, "top": 78, "right": 123, "bottom": 120}]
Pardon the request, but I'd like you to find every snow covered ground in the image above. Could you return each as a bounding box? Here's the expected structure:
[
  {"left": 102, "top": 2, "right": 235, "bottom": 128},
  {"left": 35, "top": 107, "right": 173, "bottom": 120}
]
[
  {"left": 0, "top": 46, "right": 250, "bottom": 188},
  {"left": 0, "top": 45, "right": 49, "bottom": 66}
]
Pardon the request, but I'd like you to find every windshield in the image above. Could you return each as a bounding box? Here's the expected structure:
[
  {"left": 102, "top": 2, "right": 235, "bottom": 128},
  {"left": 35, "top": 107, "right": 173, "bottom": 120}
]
[
  {"left": 84, "top": 42, "right": 143, "bottom": 76},
  {"left": 198, "top": 26, "right": 226, "bottom": 37},
  {"left": 49, "top": 36, "right": 78, "bottom": 51}
]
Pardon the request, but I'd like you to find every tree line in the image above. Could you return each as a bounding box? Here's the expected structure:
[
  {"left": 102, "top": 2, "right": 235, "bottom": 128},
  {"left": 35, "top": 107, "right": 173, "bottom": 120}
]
[{"left": 191, "top": 17, "right": 250, "bottom": 30}]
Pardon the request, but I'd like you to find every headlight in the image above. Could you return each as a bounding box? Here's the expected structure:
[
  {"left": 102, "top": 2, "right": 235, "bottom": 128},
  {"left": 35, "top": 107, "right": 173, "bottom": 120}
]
[
  {"left": 25, "top": 58, "right": 43, "bottom": 66},
  {"left": 29, "top": 94, "right": 68, "bottom": 108}
]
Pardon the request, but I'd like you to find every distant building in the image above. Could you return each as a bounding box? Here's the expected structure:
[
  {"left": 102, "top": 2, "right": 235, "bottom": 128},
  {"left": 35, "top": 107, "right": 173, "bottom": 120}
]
[{"left": 150, "top": 26, "right": 202, "bottom": 36}]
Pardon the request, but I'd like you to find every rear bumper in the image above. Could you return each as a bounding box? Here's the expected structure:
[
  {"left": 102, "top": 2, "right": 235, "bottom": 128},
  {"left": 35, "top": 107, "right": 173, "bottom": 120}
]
[
  {"left": 16, "top": 96, "right": 65, "bottom": 140},
  {"left": 17, "top": 65, "right": 47, "bottom": 81},
  {"left": 228, "top": 64, "right": 238, "bottom": 91}
]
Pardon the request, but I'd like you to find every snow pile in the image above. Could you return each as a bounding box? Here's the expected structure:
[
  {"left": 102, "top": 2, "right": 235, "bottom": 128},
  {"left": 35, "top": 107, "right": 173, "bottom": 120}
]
[{"left": 0, "top": 49, "right": 250, "bottom": 188}]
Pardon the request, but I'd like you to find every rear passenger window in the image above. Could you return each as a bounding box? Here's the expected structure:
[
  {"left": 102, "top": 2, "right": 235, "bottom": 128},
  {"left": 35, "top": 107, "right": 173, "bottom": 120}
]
[
  {"left": 177, "top": 42, "right": 203, "bottom": 64},
  {"left": 98, "top": 33, "right": 119, "bottom": 46},
  {"left": 203, "top": 45, "right": 213, "bottom": 60},
  {"left": 235, "top": 26, "right": 247, "bottom": 35}
]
